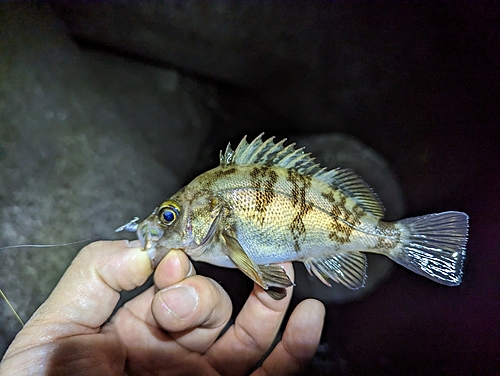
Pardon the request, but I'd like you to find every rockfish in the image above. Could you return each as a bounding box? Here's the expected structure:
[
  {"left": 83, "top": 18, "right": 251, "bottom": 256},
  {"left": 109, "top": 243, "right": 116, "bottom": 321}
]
[{"left": 122, "top": 134, "right": 469, "bottom": 299}]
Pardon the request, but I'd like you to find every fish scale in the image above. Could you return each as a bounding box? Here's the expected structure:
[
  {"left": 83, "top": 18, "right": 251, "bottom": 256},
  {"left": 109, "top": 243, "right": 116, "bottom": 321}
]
[
  {"left": 119, "top": 134, "right": 469, "bottom": 299},
  {"left": 212, "top": 165, "right": 379, "bottom": 261}
]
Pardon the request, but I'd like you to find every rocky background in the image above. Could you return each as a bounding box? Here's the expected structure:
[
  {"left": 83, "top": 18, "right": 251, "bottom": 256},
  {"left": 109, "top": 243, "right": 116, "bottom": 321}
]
[{"left": 0, "top": 3, "right": 498, "bottom": 375}]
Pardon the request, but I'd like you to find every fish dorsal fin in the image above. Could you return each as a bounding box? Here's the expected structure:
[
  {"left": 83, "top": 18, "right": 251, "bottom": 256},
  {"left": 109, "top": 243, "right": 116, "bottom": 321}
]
[
  {"left": 220, "top": 133, "right": 324, "bottom": 175},
  {"left": 220, "top": 134, "right": 385, "bottom": 218},
  {"left": 314, "top": 167, "right": 385, "bottom": 218}
]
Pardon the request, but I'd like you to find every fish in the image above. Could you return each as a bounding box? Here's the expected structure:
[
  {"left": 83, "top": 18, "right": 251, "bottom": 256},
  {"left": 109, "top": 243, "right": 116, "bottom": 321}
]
[{"left": 123, "top": 134, "right": 469, "bottom": 300}]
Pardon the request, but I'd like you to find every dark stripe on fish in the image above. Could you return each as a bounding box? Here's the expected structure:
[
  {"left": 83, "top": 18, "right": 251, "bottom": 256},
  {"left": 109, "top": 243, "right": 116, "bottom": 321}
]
[
  {"left": 249, "top": 166, "right": 278, "bottom": 225},
  {"left": 321, "top": 190, "right": 363, "bottom": 244},
  {"left": 287, "top": 169, "right": 312, "bottom": 253},
  {"left": 198, "top": 167, "right": 238, "bottom": 190}
]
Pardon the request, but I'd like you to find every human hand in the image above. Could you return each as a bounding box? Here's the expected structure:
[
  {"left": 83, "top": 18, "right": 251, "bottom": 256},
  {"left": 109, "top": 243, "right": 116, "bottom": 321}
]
[{"left": 0, "top": 240, "right": 325, "bottom": 375}]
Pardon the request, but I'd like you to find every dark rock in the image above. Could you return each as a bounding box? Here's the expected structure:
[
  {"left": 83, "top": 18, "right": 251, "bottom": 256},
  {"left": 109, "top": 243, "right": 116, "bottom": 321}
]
[
  {"left": 52, "top": 2, "right": 398, "bottom": 132},
  {"left": 0, "top": 4, "right": 212, "bottom": 356}
]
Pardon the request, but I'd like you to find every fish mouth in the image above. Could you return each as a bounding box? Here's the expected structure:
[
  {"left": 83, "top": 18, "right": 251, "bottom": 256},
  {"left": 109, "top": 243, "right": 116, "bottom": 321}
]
[{"left": 137, "top": 221, "right": 166, "bottom": 268}]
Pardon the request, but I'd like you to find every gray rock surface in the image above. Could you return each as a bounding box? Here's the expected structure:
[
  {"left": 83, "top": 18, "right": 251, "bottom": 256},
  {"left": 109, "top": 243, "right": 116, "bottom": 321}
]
[
  {"left": 0, "top": 4, "right": 211, "bottom": 357},
  {"left": 52, "top": 2, "right": 397, "bottom": 131}
]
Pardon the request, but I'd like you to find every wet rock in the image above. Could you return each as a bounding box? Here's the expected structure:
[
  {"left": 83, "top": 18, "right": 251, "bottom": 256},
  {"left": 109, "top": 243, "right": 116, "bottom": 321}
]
[{"left": 0, "top": 4, "right": 212, "bottom": 356}]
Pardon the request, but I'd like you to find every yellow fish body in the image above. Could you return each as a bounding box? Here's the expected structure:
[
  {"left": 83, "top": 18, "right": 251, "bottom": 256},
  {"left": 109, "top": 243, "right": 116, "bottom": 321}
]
[{"left": 133, "top": 134, "right": 469, "bottom": 299}]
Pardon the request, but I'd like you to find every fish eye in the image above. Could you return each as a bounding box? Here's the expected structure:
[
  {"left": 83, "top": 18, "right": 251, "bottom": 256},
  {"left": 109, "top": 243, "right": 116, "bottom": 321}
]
[
  {"left": 162, "top": 209, "right": 176, "bottom": 223},
  {"left": 158, "top": 200, "right": 181, "bottom": 226}
]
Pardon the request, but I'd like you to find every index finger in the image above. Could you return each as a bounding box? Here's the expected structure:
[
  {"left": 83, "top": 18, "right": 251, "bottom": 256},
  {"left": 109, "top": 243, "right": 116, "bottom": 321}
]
[{"left": 4, "top": 240, "right": 152, "bottom": 356}]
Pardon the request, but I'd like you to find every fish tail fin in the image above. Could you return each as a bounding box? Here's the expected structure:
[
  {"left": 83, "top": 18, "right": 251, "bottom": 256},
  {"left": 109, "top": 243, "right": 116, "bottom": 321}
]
[{"left": 391, "top": 211, "right": 469, "bottom": 286}]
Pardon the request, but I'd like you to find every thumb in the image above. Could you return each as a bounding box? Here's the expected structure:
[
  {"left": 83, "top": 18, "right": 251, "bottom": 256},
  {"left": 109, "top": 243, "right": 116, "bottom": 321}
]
[{"left": 4, "top": 240, "right": 152, "bottom": 357}]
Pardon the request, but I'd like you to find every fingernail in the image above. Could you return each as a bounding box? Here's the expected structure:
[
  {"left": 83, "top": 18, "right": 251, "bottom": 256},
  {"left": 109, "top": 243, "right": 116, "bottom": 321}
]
[
  {"left": 159, "top": 285, "right": 198, "bottom": 320},
  {"left": 186, "top": 262, "right": 194, "bottom": 277}
]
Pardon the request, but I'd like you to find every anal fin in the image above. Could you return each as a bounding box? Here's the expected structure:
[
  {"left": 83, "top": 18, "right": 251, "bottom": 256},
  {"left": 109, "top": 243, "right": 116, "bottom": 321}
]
[{"left": 303, "top": 252, "right": 368, "bottom": 289}]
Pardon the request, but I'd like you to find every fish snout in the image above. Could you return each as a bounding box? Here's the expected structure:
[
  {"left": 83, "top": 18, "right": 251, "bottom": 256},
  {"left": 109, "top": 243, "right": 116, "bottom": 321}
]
[{"left": 137, "top": 221, "right": 165, "bottom": 268}]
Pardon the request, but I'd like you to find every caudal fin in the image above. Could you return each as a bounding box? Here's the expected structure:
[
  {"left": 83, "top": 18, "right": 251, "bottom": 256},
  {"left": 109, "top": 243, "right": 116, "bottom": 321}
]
[{"left": 394, "top": 211, "right": 469, "bottom": 286}]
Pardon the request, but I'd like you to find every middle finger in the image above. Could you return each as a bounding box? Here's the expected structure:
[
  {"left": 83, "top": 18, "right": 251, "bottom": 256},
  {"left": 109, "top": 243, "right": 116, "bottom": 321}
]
[{"left": 205, "top": 263, "right": 295, "bottom": 375}]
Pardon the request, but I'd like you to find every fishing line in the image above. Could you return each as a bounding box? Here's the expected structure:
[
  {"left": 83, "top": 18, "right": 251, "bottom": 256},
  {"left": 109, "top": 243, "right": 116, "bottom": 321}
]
[
  {"left": 0, "top": 216, "right": 139, "bottom": 251},
  {"left": 0, "top": 289, "right": 24, "bottom": 326},
  {"left": 0, "top": 237, "right": 101, "bottom": 251},
  {"left": 0, "top": 235, "right": 105, "bottom": 327},
  {"left": 0, "top": 221, "right": 139, "bottom": 326}
]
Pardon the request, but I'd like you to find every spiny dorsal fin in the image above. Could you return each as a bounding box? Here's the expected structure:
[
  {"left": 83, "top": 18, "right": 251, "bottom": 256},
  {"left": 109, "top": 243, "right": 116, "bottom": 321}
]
[
  {"left": 220, "top": 134, "right": 385, "bottom": 218},
  {"left": 220, "top": 133, "right": 324, "bottom": 175}
]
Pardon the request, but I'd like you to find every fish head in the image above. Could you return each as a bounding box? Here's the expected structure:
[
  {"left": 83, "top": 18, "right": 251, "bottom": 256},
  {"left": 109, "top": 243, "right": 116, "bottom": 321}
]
[
  {"left": 137, "top": 197, "right": 193, "bottom": 267},
  {"left": 137, "top": 188, "right": 220, "bottom": 268}
]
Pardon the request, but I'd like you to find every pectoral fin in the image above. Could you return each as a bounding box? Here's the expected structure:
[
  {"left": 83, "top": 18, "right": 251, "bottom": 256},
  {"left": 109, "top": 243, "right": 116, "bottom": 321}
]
[{"left": 222, "top": 231, "right": 293, "bottom": 300}]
